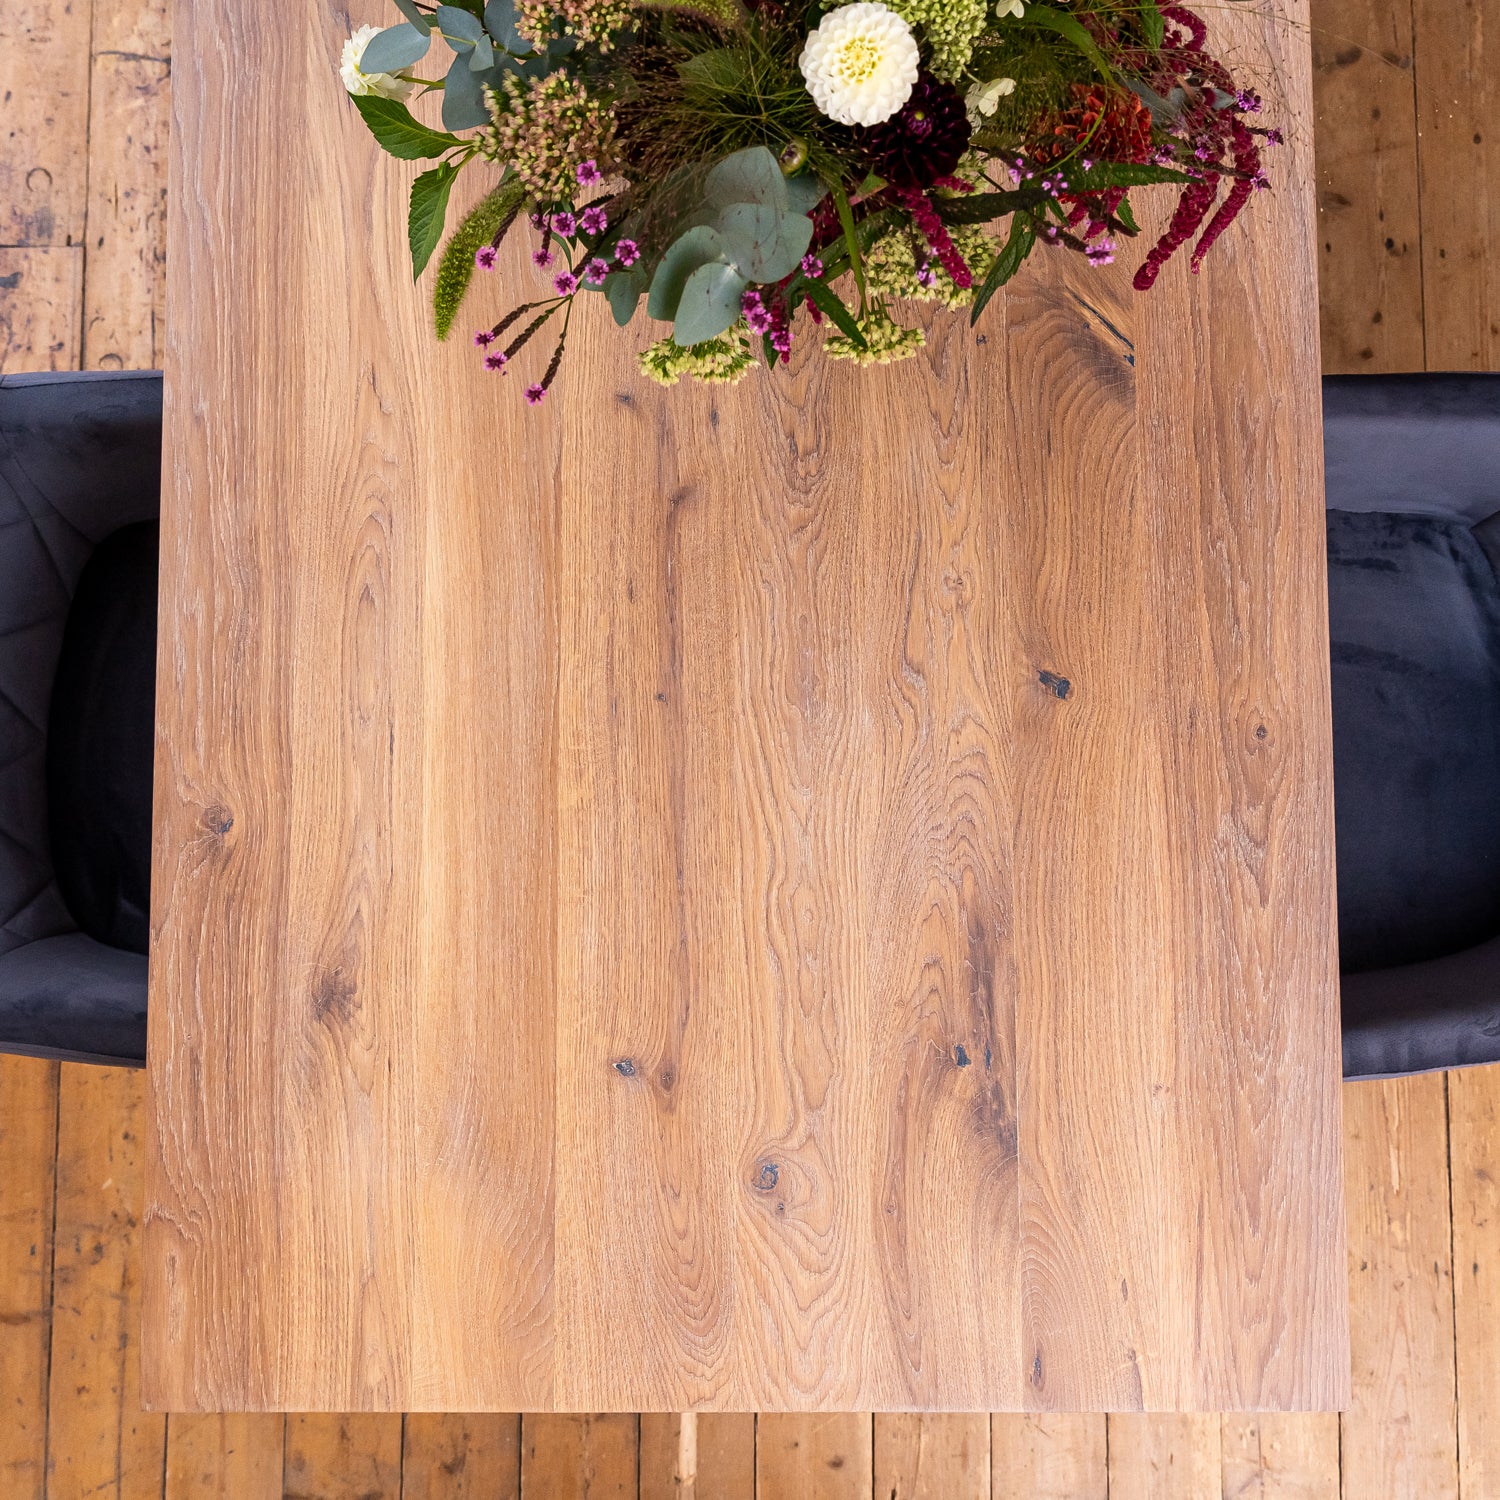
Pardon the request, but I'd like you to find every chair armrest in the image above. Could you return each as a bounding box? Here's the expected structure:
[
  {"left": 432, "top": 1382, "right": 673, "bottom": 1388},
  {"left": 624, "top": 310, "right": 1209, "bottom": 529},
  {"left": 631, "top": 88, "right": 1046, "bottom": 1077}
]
[
  {"left": 1342, "top": 934, "right": 1500, "bottom": 1080},
  {"left": 0, "top": 932, "right": 147, "bottom": 1066},
  {"left": 1323, "top": 373, "right": 1500, "bottom": 526}
]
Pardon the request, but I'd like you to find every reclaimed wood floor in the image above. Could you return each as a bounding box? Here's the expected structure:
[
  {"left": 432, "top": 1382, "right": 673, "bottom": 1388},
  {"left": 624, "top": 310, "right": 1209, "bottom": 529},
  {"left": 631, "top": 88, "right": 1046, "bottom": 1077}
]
[{"left": 1, "top": 0, "right": 1497, "bottom": 1492}]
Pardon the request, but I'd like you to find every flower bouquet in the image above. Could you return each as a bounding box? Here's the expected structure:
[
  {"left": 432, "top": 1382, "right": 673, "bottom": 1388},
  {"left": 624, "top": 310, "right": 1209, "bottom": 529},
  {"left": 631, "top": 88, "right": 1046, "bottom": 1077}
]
[{"left": 342, "top": 0, "right": 1277, "bottom": 402}]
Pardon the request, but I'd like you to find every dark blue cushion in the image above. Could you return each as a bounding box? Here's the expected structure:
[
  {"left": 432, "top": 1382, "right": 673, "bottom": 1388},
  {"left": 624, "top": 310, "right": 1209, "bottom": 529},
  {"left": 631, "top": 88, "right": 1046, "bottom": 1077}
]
[{"left": 1327, "top": 509, "right": 1500, "bottom": 974}]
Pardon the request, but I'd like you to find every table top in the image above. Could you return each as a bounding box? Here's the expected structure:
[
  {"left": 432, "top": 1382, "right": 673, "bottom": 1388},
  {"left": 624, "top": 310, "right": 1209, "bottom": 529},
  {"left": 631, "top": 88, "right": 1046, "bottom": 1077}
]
[{"left": 142, "top": 0, "right": 1350, "bottom": 1414}]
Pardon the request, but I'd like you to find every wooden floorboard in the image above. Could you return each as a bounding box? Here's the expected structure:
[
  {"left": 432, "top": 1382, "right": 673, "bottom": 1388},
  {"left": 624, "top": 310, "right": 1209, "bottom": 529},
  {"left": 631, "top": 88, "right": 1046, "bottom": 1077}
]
[{"left": 4, "top": 0, "right": 1500, "bottom": 1483}]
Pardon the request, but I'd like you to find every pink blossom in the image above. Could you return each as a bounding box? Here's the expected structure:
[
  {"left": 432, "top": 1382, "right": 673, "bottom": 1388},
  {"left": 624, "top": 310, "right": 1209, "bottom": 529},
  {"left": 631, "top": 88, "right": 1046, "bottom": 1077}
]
[
  {"left": 584, "top": 257, "right": 610, "bottom": 285},
  {"left": 550, "top": 210, "right": 577, "bottom": 237},
  {"left": 576, "top": 159, "right": 602, "bottom": 186},
  {"left": 580, "top": 206, "right": 608, "bottom": 235},
  {"left": 484, "top": 351, "right": 509, "bottom": 372},
  {"left": 553, "top": 271, "right": 579, "bottom": 295},
  {"left": 525, "top": 383, "right": 546, "bottom": 404},
  {"left": 474, "top": 330, "right": 495, "bottom": 347},
  {"left": 532, "top": 248, "right": 554, "bottom": 269},
  {"left": 800, "top": 252, "right": 823, "bottom": 278},
  {"left": 474, "top": 245, "right": 498, "bottom": 271},
  {"left": 614, "top": 238, "right": 639, "bottom": 267}
]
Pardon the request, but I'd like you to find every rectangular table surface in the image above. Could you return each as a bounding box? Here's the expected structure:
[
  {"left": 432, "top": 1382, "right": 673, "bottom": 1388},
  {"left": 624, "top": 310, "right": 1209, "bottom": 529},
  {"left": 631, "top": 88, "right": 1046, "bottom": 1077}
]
[{"left": 142, "top": 0, "right": 1350, "bottom": 1413}]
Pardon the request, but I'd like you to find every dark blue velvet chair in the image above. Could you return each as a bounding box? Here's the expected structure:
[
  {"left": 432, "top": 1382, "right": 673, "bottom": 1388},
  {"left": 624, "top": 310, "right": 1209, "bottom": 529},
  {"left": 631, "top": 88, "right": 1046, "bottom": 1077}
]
[
  {"left": 0, "top": 370, "right": 160, "bottom": 1067},
  {"left": 1326, "top": 373, "right": 1500, "bottom": 1080}
]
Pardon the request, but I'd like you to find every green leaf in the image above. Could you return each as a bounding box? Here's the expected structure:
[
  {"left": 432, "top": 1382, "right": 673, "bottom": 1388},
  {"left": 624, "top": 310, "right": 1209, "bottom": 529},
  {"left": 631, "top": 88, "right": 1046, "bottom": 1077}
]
[
  {"left": 674, "top": 261, "right": 748, "bottom": 345},
  {"left": 350, "top": 93, "right": 467, "bottom": 159},
  {"left": 485, "top": 0, "right": 531, "bottom": 51},
  {"left": 784, "top": 171, "right": 826, "bottom": 217},
  {"left": 829, "top": 181, "right": 866, "bottom": 312},
  {"left": 802, "top": 278, "right": 865, "bottom": 348},
  {"left": 970, "top": 213, "right": 1035, "bottom": 326},
  {"left": 360, "top": 22, "right": 432, "bottom": 73},
  {"left": 934, "top": 186, "right": 1050, "bottom": 226},
  {"left": 1115, "top": 195, "right": 1139, "bottom": 234},
  {"left": 703, "top": 147, "right": 789, "bottom": 214},
  {"left": 391, "top": 0, "right": 434, "bottom": 29},
  {"left": 469, "top": 33, "right": 496, "bottom": 68},
  {"left": 717, "top": 203, "right": 813, "bottom": 282},
  {"left": 433, "top": 175, "right": 525, "bottom": 338},
  {"left": 1025, "top": 6, "right": 1113, "bottom": 79},
  {"left": 1140, "top": 0, "right": 1165, "bottom": 49},
  {"left": 604, "top": 268, "right": 647, "bottom": 325},
  {"left": 436, "top": 3, "right": 486, "bottom": 43},
  {"left": 647, "top": 225, "right": 730, "bottom": 321},
  {"left": 442, "top": 50, "right": 490, "bottom": 128},
  {"left": 1060, "top": 162, "right": 1194, "bottom": 191},
  {"left": 409, "top": 161, "right": 459, "bottom": 279}
]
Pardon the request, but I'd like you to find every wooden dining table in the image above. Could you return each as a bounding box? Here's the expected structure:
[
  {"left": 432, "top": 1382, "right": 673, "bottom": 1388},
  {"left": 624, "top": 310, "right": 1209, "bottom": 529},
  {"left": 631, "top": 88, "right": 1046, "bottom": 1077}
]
[{"left": 141, "top": 0, "right": 1350, "bottom": 1414}]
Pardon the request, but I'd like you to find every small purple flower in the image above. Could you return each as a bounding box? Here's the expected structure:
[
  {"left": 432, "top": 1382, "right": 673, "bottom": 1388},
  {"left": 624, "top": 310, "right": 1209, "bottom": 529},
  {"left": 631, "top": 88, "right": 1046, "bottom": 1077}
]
[
  {"left": 532, "top": 248, "right": 554, "bottom": 269},
  {"left": 553, "top": 271, "right": 579, "bottom": 295},
  {"left": 1085, "top": 237, "right": 1115, "bottom": 266},
  {"left": 1252, "top": 169, "right": 1271, "bottom": 190},
  {"left": 474, "top": 245, "right": 498, "bottom": 271},
  {"left": 529, "top": 210, "right": 548, "bottom": 231},
  {"left": 474, "top": 330, "right": 495, "bottom": 347},
  {"left": 525, "top": 383, "right": 547, "bottom": 404},
  {"left": 915, "top": 264, "right": 937, "bottom": 288},
  {"left": 576, "top": 159, "right": 602, "bottom": 186},
  {"left": 550, "top": 210, "right": 577, "bottom": 237},
  {"left": 1265, "top": 127, "right": 1284, "bottom": 145},
  {"left": 614, "top": 238, "right": 639, "bottom": 267},
  {"left": 580, "top": 206, "right": 608, "bottom": 235},
  {"left": 770, "top": 328, "right": 791, "bottom": 355},
  {"left": 584, "top": 256, "right": 610, "bottom": 285},
  {"left": 800, "top": 252, "right": 824, "bottom": 278},
  {"left": 485, "top": 351, "right": 509, "bottom": 372}
]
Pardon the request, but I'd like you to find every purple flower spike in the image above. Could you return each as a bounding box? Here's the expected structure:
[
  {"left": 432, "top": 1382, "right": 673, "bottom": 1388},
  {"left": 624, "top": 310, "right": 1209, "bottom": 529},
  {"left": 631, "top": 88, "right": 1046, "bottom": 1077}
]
[
  {"left": 525, "top": 383, "right": 547, "bottom": 404},
  {"left": 585, "top": 257, "right": 610, "bottom": 286},
  {"left": 485, "top": 351, "right": 509, "bottom": 372},
  {"left": 474, "top": 330, "right": 495, "bottom": 347},
  {"left": 576, "top": 159, "right": 602, "bottom": 186},
  {"left": 532, "top": 248, "right": 554, "bottom": 269},
  {"left": 551, "top": 210, "right": 577, "bottom": 237},
  {"left": 800, "top": 252, "right": 824, "bottom": 278},
  {"left": 475, "top": 246, "right": 498, "bottom": 271},
  {"left": 614, "top": 238, "right": 639, "bottom": 267},
  {"left": 554, "top": 271, "right": 579, "bottom": 295},
  {"left": 580, "top": 206, "right": 608, "bottom": 235}
]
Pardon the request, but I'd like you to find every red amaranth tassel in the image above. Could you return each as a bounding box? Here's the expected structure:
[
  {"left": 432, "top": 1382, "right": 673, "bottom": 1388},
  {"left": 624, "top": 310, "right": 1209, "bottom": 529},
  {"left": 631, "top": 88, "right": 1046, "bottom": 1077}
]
[
  {"left": 1162, "top": 3, "right": 1206, "bottom": 49},
  {"left": 1132, "top": 172, "right": 1220, "bottom": 290},
  {"left": 898, "top": 186, "right": 973, "bottom": 290},
  {"left": 1189, "top": 124, "right": 1261, "bottom": 272}
]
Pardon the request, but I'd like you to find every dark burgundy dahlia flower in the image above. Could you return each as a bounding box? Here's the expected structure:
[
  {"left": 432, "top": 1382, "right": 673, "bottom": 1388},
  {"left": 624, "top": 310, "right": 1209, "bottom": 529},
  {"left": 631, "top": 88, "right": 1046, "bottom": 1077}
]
[{"left": 861, "top": 74, "right": 972, "bottom": 189}]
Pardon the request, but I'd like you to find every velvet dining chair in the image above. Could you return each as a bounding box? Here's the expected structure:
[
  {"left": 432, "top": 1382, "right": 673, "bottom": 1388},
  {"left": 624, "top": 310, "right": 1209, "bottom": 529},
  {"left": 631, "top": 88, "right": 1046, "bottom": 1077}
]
[
  {"left": 1325, "top": 373, "right": 1500, "bottom": 1079},
  {"left": 0, "top": 370, "right": 160, "bottom": 1067}
]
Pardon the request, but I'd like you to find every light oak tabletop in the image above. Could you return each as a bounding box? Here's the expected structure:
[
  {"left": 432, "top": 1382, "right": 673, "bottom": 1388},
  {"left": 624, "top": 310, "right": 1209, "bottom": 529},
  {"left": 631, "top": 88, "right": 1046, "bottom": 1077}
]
[{"left": 142, "top": 0, "right": 1350, "bottom": 1413}]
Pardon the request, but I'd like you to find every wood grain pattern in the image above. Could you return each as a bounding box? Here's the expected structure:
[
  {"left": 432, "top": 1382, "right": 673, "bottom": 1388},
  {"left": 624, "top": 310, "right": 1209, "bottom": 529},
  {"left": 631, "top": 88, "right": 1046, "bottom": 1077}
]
[
  {"left": 521, "top": 1415, "right": 639, "bottom": 1500},
  {"left": 0, "top": 246, "right": 82, "bottom": 372},
  {"left": 44, "top": 1063, "right": 165, "bottom": 1500},
  {"left": 145, "top": 0, "right": 1346, "bottom": 1412},
  {"left": 1412, "top": 0, "right": 1500, "bottom": 366},
  {"left": 284, "top": 1413, "right": 403, "bottom": 1500},
  {"left": 0, "top": 1056, "right": 58, "bottom": 1500},
  {"left": 401, "top": 1414, "right": 521, "bottom": 1500},
  {"left": 1220, "top": 1415, "right": 1339, "bottom": 1499},
  {"left": 163, "top": 1414, "right": 284, "bottom": 1500},
  {"left": 873, "top": 1414, "right": 988, "bottom": 1499},
  {"left": 757, "top": 1415, "right": 872, "bottom": 1499},
  {"left": 1309, "top": 0, "right": 1425, "bottom": 371},
  {"left": 990, "top": 1414, "right": 1106, "bottom": 1500},
  {"left": 81, "top": 0, "right": 170, "bottom": 370},
  {"left": 1107, "top": 1415, "right": 1220, "bottom": 1500},
  {"left": 1340, "top": 1077, "right": 1459, "bottom": 1500},
  {"left": 1450, "top": 1066, "right": 1500, "bottom": 1498},
  {"left": 640, "top": 1414, "right": 754, "bottom": 1500}
]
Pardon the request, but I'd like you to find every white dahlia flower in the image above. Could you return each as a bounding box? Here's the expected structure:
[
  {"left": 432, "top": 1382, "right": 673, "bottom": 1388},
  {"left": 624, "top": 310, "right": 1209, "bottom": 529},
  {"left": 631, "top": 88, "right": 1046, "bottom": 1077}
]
[
  {"left": 340, "top": 24, "right": 416, "bottom": 102},
  {"left": 799, "top": 2, "right": 920, "bottom": 128}
]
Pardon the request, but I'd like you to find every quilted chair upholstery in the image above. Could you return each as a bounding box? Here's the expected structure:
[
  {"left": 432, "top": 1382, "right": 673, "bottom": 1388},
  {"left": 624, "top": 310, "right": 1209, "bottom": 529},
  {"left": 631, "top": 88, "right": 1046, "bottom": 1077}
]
[
  {"left": 1325, "top": 373, "right": 1500, "bottom": 1079},
  {"left": 0, "top": 370, "right": 160, "bottom": 1066}
]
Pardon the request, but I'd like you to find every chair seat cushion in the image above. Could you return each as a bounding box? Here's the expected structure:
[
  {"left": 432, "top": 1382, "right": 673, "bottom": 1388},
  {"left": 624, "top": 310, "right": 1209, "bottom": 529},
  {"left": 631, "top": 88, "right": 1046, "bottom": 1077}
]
[
  {"left": 1329, "top": 509, "right": 1500, "bottom": 973},
  {"left": 46, "top": 521, "right": 158, "bottom": 954}
]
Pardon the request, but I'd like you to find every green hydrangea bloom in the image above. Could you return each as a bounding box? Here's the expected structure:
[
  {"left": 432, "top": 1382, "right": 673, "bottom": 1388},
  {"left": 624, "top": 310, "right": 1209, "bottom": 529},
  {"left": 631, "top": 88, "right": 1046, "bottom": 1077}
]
[
  {"left": 849, "top": 0, "right": 989, "bottom": 80},
  {"left": 639, "top": 327, "right": 757, "bottom": 386},
  {"left": 825, "top": 307, "right": 926, "bottom": 365},
  {"left": 865, "top": 223, "right": 1000, "bottom": 309}
]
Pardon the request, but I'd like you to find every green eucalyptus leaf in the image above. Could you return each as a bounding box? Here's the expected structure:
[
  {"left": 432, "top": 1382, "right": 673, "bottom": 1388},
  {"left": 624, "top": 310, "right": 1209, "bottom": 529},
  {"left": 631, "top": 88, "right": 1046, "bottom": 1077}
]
[
  {"left": 442, "top": 50, "right": 490, "bottom": 128},
  {"left": 716, "top": 203, "right": 812, "bottom": 282},
  {"left": 436, "top": 4, "right": 486, "bottom": 43},
  {"left": 391, "top": 0, "right": 435, "bottom": 30},
  {"left": 469, "top": 32, "right": 495, "bottom": 68},
  {"left": 409, "top": 161, "right": 459, "bottom": 279},
  {"left": 350, "top": 93, "right": 466, "bottom": 159},
  {"left": 970, "top": 212, "right": 1036, "bottom": 326},
  {"left": 604, "top": 268, "right": 647, "bottom": 325},
  {"left": 360, "top": 22, "right": 432, "bottom": 73},
  {"left": 703, "top": 147, "right": 789, "bottom": 214},
  {"left": 784, "top": 171, "right": 826, "bottom": 217},
  {"left": 647, "top": 225, "right": 729, "bottom": 321},
  {"left": 485, "top": 0, "right": 531, "bottom": 51},
  {"left": 674, "top": 261, "right": 748, "bottom": 345}
]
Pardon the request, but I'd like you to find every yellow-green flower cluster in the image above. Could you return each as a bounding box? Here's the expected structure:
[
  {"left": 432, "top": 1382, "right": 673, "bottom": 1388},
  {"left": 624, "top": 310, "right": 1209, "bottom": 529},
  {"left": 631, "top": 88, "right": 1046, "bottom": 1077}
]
[
  {"left": 866, "top": 223, "right": 999, "bottom": 308},
  {"left": 518, "top": 0, "right": 635, "bottom": 48},
  {"left": 825, "top": 307, "right": 926, "bottom": 365},
  {"left": 639, "top": 327, "right": 757, "bottom": 385},
  {"left": 853, "top": 0, "right": 989, "bottom": 80},
  {"left": 486, "top": 72, "right": 614, "bottom": 201}
]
